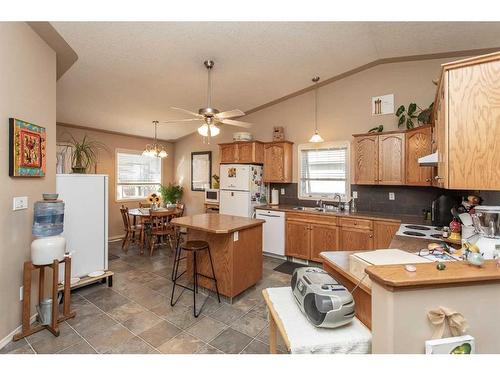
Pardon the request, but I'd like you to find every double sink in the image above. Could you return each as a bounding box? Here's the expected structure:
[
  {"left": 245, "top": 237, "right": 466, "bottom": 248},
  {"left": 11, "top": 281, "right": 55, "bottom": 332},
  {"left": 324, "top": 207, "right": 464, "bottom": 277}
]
[{"left": 293, "top": 206, "right": 342, "bottom": 213}]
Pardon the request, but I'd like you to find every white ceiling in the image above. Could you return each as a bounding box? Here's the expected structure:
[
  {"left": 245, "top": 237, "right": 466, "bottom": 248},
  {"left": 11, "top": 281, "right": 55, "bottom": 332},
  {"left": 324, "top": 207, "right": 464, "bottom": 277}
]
[{"left": 53, "top": 22, "right": 500, "bottom": 140}]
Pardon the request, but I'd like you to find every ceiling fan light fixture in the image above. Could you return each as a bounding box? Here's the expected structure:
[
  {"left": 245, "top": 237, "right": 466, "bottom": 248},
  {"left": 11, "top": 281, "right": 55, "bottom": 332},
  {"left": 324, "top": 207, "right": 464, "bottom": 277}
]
[{"left": 197, "top": 123, "right": 220, "bottom": 137}]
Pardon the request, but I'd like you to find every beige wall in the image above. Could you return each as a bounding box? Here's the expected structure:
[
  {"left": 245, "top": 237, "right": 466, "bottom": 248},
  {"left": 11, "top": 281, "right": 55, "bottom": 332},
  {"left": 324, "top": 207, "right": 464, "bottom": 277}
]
[
  {"left": 0, "top": 23, "right": 56, "bottom": 342},
  {"left": 56, "top": 125, "right": 175, "bottom": 238},
  {"left": 174, "top": 57, "right": 457, "bottom": 215}
]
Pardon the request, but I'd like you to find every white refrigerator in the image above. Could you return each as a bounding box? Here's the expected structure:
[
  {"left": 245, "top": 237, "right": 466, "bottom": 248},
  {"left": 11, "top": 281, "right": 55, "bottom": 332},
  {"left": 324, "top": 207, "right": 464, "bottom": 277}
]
[
  {"left": 56, "top": 174, "right": 109, "bottom": 281},
  {"left": 219, "top": 164, "right": 264, "bottom": 218}
]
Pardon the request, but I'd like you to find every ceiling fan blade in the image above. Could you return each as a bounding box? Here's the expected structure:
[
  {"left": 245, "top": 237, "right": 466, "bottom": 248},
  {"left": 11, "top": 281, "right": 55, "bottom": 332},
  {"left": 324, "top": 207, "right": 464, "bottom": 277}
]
[
  {"left": 162, "top": 118, "right": 202, "bottom": 124},
  {"left": 220, "top": 119, "right": 252, "bottom": 128},
  {"left": 171, "top": 107, "right": 203, "bottom": 118},
  {"left": 215, "top": 109, "right": 245, "bottom": 119}
]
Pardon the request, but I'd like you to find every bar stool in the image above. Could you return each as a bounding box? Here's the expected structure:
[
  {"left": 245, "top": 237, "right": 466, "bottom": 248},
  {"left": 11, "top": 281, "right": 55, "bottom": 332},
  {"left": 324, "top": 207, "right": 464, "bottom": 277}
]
[{"left": 170, "top": 239, "right": 221, "bottom": 317}]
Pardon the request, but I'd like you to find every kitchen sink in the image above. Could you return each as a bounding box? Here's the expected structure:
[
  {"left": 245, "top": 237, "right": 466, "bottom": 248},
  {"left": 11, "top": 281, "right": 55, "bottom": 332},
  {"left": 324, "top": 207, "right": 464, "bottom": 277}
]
[{"left": 293, "top": 206, "right": 340, "bottom": 213}]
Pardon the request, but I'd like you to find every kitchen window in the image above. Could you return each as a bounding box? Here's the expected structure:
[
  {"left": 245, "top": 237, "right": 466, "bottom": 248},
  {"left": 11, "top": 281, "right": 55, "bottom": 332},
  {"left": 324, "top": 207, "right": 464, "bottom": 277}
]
[
  {"left": 298, "top": 141, "right": 350, "bottom": 201},
  {"left": 116, "top": 149, "right": 162, "bottom": 201}
]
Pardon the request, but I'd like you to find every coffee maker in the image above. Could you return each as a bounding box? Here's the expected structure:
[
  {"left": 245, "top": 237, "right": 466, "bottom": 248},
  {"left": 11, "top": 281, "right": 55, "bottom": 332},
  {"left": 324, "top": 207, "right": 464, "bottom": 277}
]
[{"left": 431, "top": 194, "right": 458, "bottom": 227}]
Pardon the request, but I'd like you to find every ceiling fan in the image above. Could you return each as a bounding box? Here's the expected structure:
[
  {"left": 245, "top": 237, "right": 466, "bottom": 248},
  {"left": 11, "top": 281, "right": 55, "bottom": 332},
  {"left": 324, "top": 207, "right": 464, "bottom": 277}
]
[{"left": 163, "top": 60, "right": 252, "bottom": 142}]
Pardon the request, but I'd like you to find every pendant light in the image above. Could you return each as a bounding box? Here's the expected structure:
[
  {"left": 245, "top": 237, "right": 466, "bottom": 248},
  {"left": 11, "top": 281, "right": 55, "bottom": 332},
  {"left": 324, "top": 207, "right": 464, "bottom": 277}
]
[
  {"left": 309, "top": 76, "right": 324, "bottom": 143},
  {"left": 143, "top": 120, "right": 168, "bottom": 158}
]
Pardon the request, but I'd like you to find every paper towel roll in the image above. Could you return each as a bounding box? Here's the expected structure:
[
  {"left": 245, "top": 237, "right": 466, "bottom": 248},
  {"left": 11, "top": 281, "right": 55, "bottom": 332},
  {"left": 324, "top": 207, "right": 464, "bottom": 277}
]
[{"left": 271, "top": 189, "right": 279, "bottom": 205}]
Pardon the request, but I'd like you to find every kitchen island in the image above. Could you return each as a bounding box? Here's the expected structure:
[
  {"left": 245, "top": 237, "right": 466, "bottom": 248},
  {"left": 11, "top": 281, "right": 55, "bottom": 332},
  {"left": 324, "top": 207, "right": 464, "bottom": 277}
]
[
  {"left": 321, "top": 235, "right": 500, "bottom": 353},
  {"left": 170, "top": 214, "right": 265, "bottom": 299}
]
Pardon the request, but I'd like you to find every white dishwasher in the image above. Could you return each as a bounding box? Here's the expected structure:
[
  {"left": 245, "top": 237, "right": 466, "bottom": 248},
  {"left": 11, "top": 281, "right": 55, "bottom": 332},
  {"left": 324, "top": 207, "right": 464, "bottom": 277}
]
[{"left": 255, "top": 209, "right": 285, "bottom": 257}]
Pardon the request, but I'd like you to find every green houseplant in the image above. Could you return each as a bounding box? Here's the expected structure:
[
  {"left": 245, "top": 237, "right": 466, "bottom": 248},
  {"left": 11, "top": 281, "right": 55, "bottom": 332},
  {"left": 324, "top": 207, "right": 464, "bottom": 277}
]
[
  {"left": 395, "top": 102, "right": 434, "bottom": 129},
  {"left": 62, "top": 134, "right": 108, "bottom": 173},
  {"left": 159, "top": 183, "right": 184, "bottom": 207}
]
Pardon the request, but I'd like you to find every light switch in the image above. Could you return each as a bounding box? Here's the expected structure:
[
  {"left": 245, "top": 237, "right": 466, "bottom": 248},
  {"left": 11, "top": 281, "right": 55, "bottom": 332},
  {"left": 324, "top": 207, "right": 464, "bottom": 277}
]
[
  {"left": 352, "top": 191, "right": 358, "bottom": 199},
  {"left": 280, "top": 188, "right": 285, "bottom": 195},
  {"left": 389, "top": 192, "right": 395, "bottom": 201},
  {"left": 13, "top": 196, "right": 28, "bottom": 211}
]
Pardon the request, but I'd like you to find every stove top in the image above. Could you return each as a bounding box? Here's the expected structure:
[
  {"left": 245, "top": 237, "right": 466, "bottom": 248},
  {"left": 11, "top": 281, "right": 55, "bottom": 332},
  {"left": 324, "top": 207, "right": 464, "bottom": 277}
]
[{"left": 396, "top": 224, "right": 443, "bottom": 240}]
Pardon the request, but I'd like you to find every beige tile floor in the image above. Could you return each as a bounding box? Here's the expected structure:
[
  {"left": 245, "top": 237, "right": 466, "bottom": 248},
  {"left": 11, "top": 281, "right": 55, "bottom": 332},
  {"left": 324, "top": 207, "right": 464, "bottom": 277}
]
[{"left": 1, "top": 240, "right": 290, "bottom": 354}]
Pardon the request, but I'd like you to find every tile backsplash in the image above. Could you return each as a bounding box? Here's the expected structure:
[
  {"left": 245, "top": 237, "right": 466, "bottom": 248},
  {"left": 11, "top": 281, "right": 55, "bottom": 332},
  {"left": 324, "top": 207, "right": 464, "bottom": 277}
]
[{"left": 269, "top": 183, "right": 500, "bottom": 216}]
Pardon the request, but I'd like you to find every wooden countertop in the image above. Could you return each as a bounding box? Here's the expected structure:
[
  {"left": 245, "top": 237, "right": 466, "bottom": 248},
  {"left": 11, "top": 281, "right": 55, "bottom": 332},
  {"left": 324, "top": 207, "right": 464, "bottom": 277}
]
[
  {"left": 256, "top": 205, "right": 427, "bottom": 224},
  {"left": 365, "top": 260, "right": 500, "bottom": 291},
  {"left": 170, "top": 213, "right": 264, "bottom": 234}
]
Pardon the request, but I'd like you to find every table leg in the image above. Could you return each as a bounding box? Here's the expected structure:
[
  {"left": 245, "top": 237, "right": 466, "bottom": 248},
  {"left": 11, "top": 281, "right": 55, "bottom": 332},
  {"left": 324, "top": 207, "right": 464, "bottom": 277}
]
[
  {"left": 140, "top": 218, "right": 145, "bottom": 255},
  {"left": 269, "top": 308, "right": 278, "bottom": 354}
]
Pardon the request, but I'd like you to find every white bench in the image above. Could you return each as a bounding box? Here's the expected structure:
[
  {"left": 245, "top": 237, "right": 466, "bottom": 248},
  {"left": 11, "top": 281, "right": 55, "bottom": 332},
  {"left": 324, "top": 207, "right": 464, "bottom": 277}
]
[{"left": 262, "top": 287, "right": 372, "bottom": 354}]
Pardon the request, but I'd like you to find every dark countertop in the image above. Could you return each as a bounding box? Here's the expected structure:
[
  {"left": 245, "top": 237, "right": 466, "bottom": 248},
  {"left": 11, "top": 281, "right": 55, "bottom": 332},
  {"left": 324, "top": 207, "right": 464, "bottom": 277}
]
[{"left": 255, "top": 204, "right": 429, "bottom": 225}]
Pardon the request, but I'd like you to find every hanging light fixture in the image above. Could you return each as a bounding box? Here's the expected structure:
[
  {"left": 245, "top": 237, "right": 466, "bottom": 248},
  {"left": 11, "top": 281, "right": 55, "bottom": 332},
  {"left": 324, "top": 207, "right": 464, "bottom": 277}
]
[
  {"left": 197, "top": 117, "right": 220, "bottom": 137},
  {"left": 309, "top": 76, "right": 324, "bottom": 143},
  {"left": 143, "top": 120, "right": 168, "bottom": 158}
]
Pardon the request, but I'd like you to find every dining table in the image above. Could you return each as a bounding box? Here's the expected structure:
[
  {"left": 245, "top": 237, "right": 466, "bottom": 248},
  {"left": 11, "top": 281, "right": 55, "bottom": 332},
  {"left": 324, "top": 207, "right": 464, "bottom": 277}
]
[{"left": 128, "top": 207, "right": 182, "bottom": 253}]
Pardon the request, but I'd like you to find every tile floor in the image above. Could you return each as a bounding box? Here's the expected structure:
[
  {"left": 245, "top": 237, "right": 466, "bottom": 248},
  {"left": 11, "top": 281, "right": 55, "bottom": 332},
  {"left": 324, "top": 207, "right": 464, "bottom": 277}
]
[{"left": 1, "top": 240, "right": 290, "bottom": 354}]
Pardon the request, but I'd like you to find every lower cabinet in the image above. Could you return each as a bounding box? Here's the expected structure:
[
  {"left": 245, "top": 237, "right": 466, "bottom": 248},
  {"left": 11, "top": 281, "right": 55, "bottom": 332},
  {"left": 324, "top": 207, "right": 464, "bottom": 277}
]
[
  {"left": 285, "top": 219, "right": 311, "bottom": 259},
  {"left": 340, "top": 227, "right": 374, "bottom": 251},
  {"left": 310, "top": 224, "right": 340, "bottom": 262},
  {"left": 373, "top": 220, "right": 400, "bottom": 248}
]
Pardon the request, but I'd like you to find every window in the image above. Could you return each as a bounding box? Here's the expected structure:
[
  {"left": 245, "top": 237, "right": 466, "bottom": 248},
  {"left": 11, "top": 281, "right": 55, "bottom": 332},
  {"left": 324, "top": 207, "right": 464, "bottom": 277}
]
[
  {"left": 116, "top": 150, "right": 162, "bottom": 201},
  {"left": 298, "top": 141, "right": 350, "bottom": 201}
]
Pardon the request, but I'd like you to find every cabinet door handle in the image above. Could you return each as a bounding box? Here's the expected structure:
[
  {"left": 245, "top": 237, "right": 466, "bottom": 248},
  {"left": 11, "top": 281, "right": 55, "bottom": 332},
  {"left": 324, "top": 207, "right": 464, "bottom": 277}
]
[
  {"left": 434, "top": 176, "right": 444, "bottom": 180},
  {"left": 425, "top": 178, "right": 431, "bottom": 182},
  {"left": 369, "top": 235, "right": 373, "bottom": 238}
]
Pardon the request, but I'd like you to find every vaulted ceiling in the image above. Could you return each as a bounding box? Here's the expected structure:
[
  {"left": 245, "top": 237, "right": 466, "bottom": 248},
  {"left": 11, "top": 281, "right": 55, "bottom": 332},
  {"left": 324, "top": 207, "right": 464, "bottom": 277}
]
[{"left": 53, "top": 22, "right": 500, "bottom": 140}]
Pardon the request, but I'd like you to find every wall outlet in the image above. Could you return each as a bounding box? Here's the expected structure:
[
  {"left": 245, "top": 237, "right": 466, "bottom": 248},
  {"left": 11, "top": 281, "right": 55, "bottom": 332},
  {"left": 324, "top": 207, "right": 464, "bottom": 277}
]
[
  {"left": 389, "top": 192, "right": 395, "bottom": 201},
  {"left": 352, "top": 191, "right": 358, "bottom": 199},
  {"left": 19, "top": 286, "right": 24, "bottom": 301},
  {"left": 280, "top": 188, "right": 285, "bottom": 195},
  {"left": 13, "top": 196, "right": 28, "bottom": 211}
]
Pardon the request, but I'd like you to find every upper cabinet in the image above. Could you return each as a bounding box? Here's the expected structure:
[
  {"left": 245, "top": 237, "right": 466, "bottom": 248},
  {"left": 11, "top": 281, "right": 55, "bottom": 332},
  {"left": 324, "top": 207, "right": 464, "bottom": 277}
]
[
  {"left": 378, "top": 133, "right": 405, "bottom": 185},
  {"left": 263, "top": 141, "right": 293, "bottom": 183},
  {"left": 354, "top": 135, "right": 379, "bottom": 184},
  {"left": 434, "top": 52, "right": 500, "bottom": 190},
  {"left": 354, "top": 127, "right": 433, "bottom": 186},
  {"left": 218, "top": 141, "right": 264, "bottom": 164},
  {"left": 405, "top": 125, "right": 433, "bottom": 186}
]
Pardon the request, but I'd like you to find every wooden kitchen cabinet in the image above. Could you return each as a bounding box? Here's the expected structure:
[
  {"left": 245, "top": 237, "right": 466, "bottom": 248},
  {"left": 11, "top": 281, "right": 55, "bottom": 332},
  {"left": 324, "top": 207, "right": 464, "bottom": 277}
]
[
  {"left": 263, "top": 141, "right": 293, "bottom": 183},
  {"left": 434, "top": 52, "right": 500, "bottom": 190},
  {"left": 285, "top": 219, "right": 311, "bottom": 259},
  {"left": 378, "top": 133, "right": 405, "bottom": 185},
  {"left": 405, "top": 125, "right": 433, "bottom": 186},
  {"left": 354, "top": 135, "right": 379, "bottom": 184},
  {"left": 373, "top": 220, "right": 400, "bottom": 248},
  {"left": 340, "top": 227, "right": 374, "bottom": 251},
  {"left": 218, "top": 141, "right": 264, "bottom": 164},
  {"left": 310, "top": 224, "right": 340, "bottom": 262}
]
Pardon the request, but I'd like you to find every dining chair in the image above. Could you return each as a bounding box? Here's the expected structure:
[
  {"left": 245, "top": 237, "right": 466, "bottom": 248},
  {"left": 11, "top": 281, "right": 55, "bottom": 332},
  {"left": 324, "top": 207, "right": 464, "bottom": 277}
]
[
  {"left": 120, "top": 205, "right": 143, "bottom": 252},
  {"left": 149, "top": 210, "right": 176, "bottom": 256}
]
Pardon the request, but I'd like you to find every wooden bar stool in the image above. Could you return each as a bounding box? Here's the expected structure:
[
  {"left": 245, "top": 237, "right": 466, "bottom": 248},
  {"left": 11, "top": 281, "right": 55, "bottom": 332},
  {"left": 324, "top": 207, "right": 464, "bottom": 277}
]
[{"left": 170, "top": 239, "right": 220, "bottom": 317}]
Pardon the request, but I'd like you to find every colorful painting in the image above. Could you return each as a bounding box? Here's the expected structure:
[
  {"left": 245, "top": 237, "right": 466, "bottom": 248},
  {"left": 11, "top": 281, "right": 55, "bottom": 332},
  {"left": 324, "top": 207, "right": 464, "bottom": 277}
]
[{"left": 9, "top": 118, "right": 46, "bottom": 177}]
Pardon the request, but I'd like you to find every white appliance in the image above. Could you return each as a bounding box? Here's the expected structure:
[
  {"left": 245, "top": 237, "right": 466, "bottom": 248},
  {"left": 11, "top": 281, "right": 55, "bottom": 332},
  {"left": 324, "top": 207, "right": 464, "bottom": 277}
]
[
  {"left": 56, "top": 174, "right": 109, "bottom": 281},
  {"left": 396, "top": 223, "right": 444, "bottom": 240},
  {"left": 255, "top": 209, "right": 285, "bottom": 257},
  {"left": 204, "top": 188, "right": 219, "bottom": 203},
  {"left": 220, "top": 164, "right": 264, "bottom": 217}
]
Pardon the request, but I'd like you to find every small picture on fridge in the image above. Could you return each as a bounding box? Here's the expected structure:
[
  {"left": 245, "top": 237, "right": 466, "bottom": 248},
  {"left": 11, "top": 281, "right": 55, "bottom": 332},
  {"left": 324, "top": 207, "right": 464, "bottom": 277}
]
[{"left": 228, "top": 167, "right": 237, "bottom": 178}]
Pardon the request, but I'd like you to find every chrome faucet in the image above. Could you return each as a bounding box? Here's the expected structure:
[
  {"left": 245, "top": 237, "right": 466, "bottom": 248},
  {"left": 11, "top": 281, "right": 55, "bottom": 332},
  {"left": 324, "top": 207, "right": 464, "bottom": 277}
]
[{"left": 334, "top": 194, "right": 342, "bottom": 209}]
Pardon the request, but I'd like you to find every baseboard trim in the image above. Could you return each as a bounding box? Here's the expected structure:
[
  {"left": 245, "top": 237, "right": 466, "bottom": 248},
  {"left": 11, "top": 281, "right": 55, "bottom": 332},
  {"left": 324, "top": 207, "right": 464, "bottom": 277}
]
[{"left": 0, "top": 314, "right": 38, "bottom": 350}]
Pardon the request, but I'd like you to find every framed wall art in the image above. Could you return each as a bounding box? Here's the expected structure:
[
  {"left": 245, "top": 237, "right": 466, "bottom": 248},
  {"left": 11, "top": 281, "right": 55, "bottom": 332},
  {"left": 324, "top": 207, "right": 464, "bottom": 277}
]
[
  {"left": 191, "top": 151, "right": 212, "bottom": 191},
  {"left": 9, "top": 118, "right": 46, "bottom": 177}
]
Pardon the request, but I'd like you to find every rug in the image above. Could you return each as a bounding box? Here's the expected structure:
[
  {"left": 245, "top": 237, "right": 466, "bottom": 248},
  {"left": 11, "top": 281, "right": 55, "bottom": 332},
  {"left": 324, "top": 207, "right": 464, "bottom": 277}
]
[{"left": 273, "top": 261, "right": 307, "bottom": 275}]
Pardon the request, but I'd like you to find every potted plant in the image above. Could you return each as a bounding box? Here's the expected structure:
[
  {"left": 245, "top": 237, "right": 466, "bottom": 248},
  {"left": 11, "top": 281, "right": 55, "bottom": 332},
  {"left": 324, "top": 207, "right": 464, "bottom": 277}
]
[
  {"left": 395, "top": 102, "right": 434, "bottom": 129},
  {"left": 159, "top": 183, "right": 184, "bottom": 208},
  {"left": 63, "top": 134, "right": 108, "bottom": 173}
]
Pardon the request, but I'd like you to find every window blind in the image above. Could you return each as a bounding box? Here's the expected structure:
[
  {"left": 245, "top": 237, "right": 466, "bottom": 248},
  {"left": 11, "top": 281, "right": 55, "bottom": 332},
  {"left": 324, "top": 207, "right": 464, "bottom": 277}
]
[{"left": 116, "top": 152, "right": 162, "bottom": 200}]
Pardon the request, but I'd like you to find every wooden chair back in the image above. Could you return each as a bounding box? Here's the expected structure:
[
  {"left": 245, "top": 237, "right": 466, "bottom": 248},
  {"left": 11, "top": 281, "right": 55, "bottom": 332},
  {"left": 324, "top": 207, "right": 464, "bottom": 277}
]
[
  {"left": 120, "top": 205, "right": 131, "bottom": 231},
  {"left": 175, "top": 203, "right": 185, "bottom": 217},
  {"left": 150, "top": 211, "right": 172, "bottom": 235}
]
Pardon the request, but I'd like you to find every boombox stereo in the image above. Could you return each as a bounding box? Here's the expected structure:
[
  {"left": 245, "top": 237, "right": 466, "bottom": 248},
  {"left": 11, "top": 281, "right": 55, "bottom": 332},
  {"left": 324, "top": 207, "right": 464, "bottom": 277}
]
[{"left": 291, "top": 267, "right": 355, "bottom": 328}]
